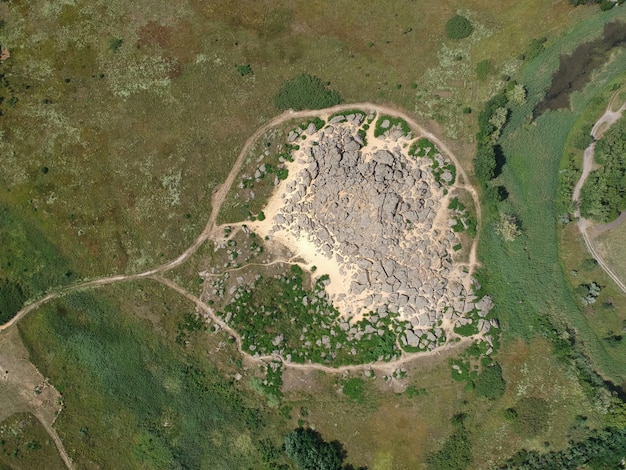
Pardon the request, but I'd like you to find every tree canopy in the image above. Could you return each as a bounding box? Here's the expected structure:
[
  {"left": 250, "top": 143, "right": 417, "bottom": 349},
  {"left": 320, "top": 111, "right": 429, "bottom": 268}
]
[
  {"left": 445, "top": 15, "right": 474, "bottom": 40},
  {"left": 284, "top": 428, "right": 343, "bottom": 470}
]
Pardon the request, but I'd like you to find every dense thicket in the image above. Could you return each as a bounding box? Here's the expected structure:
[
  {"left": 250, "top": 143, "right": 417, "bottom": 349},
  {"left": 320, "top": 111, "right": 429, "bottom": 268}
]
[
  {"left": 273, "top": 74, "right": 341, "bottom": 111},
  {"left": 445, "top": 15, "right": 474, "bottom": 40},
  {"left": 474, "top": 91, "right": 509, "bottom": 185},
  {"left": 580, "top": 115, "right": 626, "bottom": 222},
  {"left": 473, "top": 362, "right": 506, "bottom": 399},
  {"left": 284, "top": 428, "right": 343, "bottom": 470},
  {"left": 501, "top": 427, "right": 626, "bottom": 469}
]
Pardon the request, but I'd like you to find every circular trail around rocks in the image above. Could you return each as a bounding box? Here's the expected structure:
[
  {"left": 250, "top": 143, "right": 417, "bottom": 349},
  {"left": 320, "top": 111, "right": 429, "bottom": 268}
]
[
  {"left": 208, "top": 104, "right": 494, "bottom": 359},
  {"left": 0, "top": 104, "right": 487, "bottom": 468}
]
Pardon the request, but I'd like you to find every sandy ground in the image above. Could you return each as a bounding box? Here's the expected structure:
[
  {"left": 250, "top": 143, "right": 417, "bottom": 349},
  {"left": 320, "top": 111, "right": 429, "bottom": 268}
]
[{"left": 248, "top": 110, "right": 466, "bottom": 322}]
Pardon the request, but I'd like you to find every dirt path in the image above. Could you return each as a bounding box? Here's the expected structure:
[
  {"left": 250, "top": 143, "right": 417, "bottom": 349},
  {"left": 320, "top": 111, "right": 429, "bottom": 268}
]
[
  {"left": 0, "top": 103, "right": 481, "bottom": 467},
  {"left": 573, "top": 98, "right": 626, "bottom": 296},
  {"left": 34, "top": 414, "right": 75, "bottom": 470},
  {"left": 2, "top": 102, "right": 482, "bottom": 366}
]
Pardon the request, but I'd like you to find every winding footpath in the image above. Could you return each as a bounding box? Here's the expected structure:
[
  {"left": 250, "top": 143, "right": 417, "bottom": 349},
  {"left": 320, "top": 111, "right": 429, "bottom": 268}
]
[
  {"left": 573, "top": 99, "right": 626, "bottom": 296},
  {"left": 0, "top": 103, "right": 481, "bottom": 469}
]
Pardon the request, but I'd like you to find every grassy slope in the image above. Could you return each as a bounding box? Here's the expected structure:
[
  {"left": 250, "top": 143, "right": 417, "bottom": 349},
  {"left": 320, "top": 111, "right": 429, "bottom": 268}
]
[
  {"left": 597, "top": 221, "right": 626, "bottom": 286},
  {"left": 3, "top": 1, "right": 622, "bottom": 468},
  {"left": 482, "top": 9, "right": 626, "bottom": 382},
  {"left": 0, "top": 413, "right": 66, "bottom": 470},
  {"left": 0, "top": 0, "right": 592, "bottom": 282},
  {"left": 17, "top": 281, "right": 290, "bottom": 469}
]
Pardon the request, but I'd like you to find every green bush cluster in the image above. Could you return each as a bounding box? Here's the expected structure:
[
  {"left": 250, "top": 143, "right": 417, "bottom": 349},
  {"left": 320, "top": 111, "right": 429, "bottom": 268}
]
[
  {"left": 473, "top": 362, "right": 505, "bottom": 399},
  {"left": 273, "top": 74, "right": 341, "bottom": 111},
  {"left": 474, "top": 90, "right": 509, "bottom": 185},
  {"left": 427, "top": 417, "right": 472, "bottom": 470},
  {"left": 284, "top": 428, "right": 345, "bottom": 470},
  {"left": 475, "top": 60, "right": 495, "bottom": 81},
  {"left": 218, "top": 268, "right": 402, "bottom": 365},
  {"left": 580, "top": 115, "right": 626, "bottom": 222},
  {"left": 502, "top": 426, "right": 626, "bottom": 469},
  {"left": 236, "top": 64, "right": 253, "bottom": 76},
  {"left": 374, "top": 115, "right": 411, "bottom": 137},
  {"left": 444, "top": 15, "right": 474, "bottom": 40}
]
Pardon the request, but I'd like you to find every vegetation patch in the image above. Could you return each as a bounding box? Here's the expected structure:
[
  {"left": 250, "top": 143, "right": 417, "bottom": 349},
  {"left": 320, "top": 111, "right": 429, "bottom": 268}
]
[
  {"left": 580, "top": 114, "right": 626, "bottom": 222},
  {"left": 502, "top": 426, "right": 626, "bottom": 469},
  {"left": 273, "top": 74, "right": 341, "bottom": 111},
  {"left": 473, "top": 362, "right": 505, "bottom": 400},
  {"left": 216, "top": 266, "right": 403, "bottom": 365},
  {"left": 18, "top": 288, "right": 280, "bottom": 469},
  {"left": 445, "top": 15, "right": 474, "bottom": 40},
  {"left": 374, "top": 115, "right": 411, "bottom": 138}
]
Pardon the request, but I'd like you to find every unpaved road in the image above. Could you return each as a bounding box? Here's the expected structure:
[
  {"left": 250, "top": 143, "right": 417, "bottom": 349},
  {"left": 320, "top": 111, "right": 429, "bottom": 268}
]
[
  {"left": 573, "top": 99, "right": 626, "bottom": 296},
  {"left": 0, "top": 103, "right": 482, "bottom": 469}
]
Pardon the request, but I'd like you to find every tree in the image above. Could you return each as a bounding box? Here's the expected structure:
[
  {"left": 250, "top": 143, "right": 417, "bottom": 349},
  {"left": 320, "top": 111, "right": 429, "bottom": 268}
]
[
  {"left": 445, "top": 15, "right": 474, "bottom": 40},
  {"left": 284, "top": 428, "right": 343, "bottom": 470}
]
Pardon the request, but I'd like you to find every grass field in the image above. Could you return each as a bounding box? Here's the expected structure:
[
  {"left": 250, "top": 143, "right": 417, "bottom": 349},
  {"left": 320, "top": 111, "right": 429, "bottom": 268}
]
[
  {"left": 476, "top": 9, "right": 626, "bottom": 384},
  {"left": 0, "top": 0, "right": 595, "bottom": 286},
  {"left": 0, "top": 413, "right": 66, "bottom": 470},
  {"left": 282, "top": 337, "right": 595, "bottom": 469},
  {"left": 17, "top": 280, "right": 295, "bottom": 469},
  {"left": 2, "top": 0, "right": 625, "bottom": 468},
  {"left": 596, "top": 221, "right": 626, "bottom": 293}
]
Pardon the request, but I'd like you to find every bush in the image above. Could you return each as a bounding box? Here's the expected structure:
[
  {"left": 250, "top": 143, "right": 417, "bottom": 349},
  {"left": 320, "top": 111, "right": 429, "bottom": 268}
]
[
  {"left": 525, "top": 37, "right": 547, "bottom": 61},
  {"left": 512, "top": 397, "right": 550, "bottom": 437},
  {"left": 273, "top": 74, "right": 341, "bottom": 111},
  {"left": 284, "top": 428, "right": 343, "bottom": 470},
  {"left": 108, "top": 38, "right": 123, "bottom": 52},
  {"left": 236, "top": 64, "right": 253, "bottom": 76},
  {"left": 445, "top": 15, "right": 474, "bottom": 40},
  {"left": 476, "top": 60, "right": 495, "bottom": 81},
  {"left": 582, "top": 258, "right": 598, "bottom": 272},
  {"left": 503, "top": 408, "right": 518, "bottom": 421},
  {"left": 473, "top": 363, "right": 506, "bottom": 399},
  {"left": 427, "top": 428, "right": 472, "bottom": 469},
  {"left": 342, "top": 377, "right": 365, "bottom": 402}
]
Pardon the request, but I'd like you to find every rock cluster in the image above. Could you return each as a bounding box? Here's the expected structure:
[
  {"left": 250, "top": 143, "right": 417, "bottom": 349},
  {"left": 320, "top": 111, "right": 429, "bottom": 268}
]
[{"left": 266, "top": 112, "right": 490, "bottom": 347}]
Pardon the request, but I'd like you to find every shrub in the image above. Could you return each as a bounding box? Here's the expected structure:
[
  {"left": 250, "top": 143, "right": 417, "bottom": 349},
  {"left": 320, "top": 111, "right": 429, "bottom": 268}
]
[
  {"left": 108, "top": 38, "right": 123, "bottom": 52},
  {"left": 273, "top": 74, "right": 341, "bottom": 111},
  {"left": 445, "top": 15, "right": 474, "bottom": 40},
  {"left": 525, "top": 37, "right": 547, "bottom": 61},
  {"left": 427, "top": 428, "right": 472, "bottom": 469},
  {"left": 476, "top": 60, "right": 495, "bottom": 81},
  {"left": 473, "top": 363, "right": 506, "bottom": 399},
  {"left": 236, "top": 64, "right": 253, "bottom": 76},
  {"left": 284, "top": 428, "right": 343, "bottom": 470},
  {"left": 495, "top": 213, "right": 521, "bottom": 242},
  {"left": 503, "top": 408, "right": 518, "bottom": 421},
  {"left": 582, "top": 258, "right": 598, "bottom": 272},
  {"left": 512, "top": 397, "right": 550, "bottom": 437}
]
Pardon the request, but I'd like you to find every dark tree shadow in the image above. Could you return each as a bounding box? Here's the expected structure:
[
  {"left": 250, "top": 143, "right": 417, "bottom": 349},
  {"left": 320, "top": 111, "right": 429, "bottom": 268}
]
[{"left": 494, "top": 145, "right": 507, "bottom": 178}]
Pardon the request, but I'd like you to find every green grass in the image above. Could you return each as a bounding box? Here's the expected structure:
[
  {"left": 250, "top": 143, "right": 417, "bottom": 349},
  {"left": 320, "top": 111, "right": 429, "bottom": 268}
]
[
  {"left": 216, "top": 266, "right": 402, "bottom": 365},
  {"left": 477, "top": 10, "right": 626, "bottom": 383},
  {"left": 596, "top": 220, "right": 626, "bottom": 284},
  {"left": 374, "top": 115, "right": 410, "bottom": 137},
  {"left": 0, "top": 413, "right": 66, "bottom": 470},
  {"left": 17, "top": 283, "right": 287, "bottom": 469}
]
